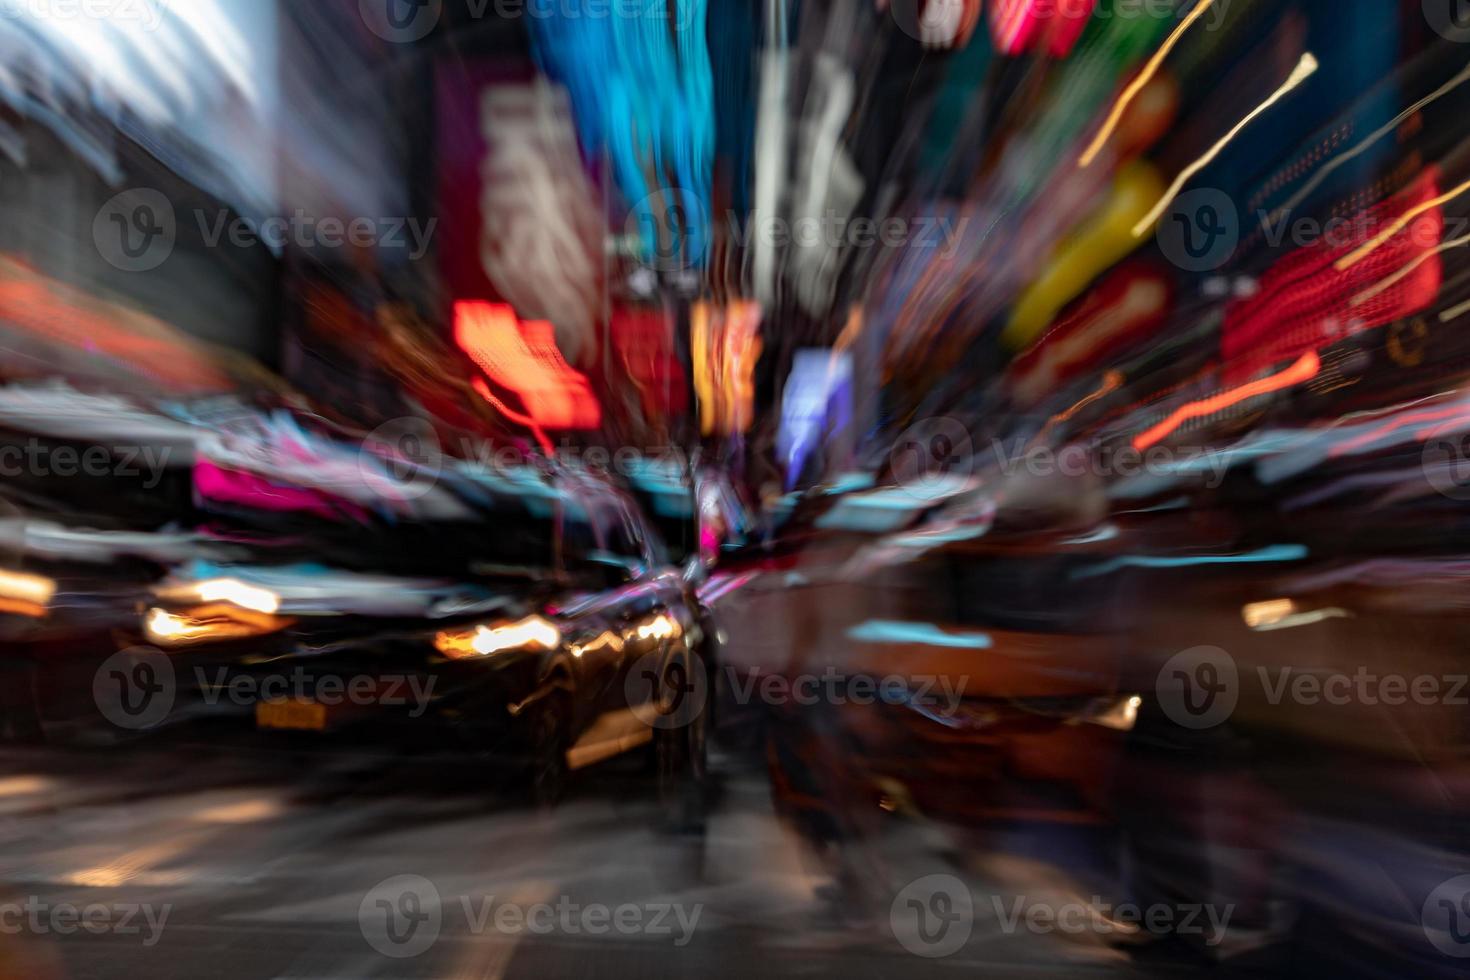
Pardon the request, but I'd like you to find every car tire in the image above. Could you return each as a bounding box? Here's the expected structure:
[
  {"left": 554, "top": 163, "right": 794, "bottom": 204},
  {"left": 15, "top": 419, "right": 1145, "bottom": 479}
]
[
  {"left": 653, "top": 656, "right": 709, "bottom": 834},
  {"left": 526, "top": 692, "right": 570, "bottom": 808}
]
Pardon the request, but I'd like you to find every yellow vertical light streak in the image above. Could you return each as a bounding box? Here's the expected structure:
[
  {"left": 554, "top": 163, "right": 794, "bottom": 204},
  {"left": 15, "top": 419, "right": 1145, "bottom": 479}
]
[
  {"left": 1078, "top": 0, "right": 1220, "bottom": 168},
  {"left": 1132, "top": 53, "right": 1319, "bottom": 238}
]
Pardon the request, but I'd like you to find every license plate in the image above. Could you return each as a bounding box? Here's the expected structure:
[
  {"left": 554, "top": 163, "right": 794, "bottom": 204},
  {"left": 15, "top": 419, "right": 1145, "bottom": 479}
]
[{"left": 256, "top": 699, "right": 327, "bottom": 731}]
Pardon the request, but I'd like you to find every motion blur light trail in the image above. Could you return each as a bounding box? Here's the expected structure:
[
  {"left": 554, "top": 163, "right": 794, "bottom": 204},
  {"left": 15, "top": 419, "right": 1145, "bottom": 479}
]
[
  {"left": 1077, "top": 0, "right": 1217, "bottom": 168},
  {"left": 0, "top": 1, "right": 1469, "bottom": 978},
  {"left": 454, "top": 301, "right": 603, "bottom": 431},
  {"left": 1132, "top": 350, "right": 1322, "bottom": 452},
  {"left": 1129, "top": 50, "right": 1320, "bottom": 236}
]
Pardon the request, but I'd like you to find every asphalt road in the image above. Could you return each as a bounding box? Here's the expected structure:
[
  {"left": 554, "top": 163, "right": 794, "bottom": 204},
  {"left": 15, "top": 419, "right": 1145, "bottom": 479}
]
[
  {"left": 0, "top": 728, "right": 1196, "bottom": 980},
  {"left": 0, "top": 556, "right": 1268, "bottom": 980}
]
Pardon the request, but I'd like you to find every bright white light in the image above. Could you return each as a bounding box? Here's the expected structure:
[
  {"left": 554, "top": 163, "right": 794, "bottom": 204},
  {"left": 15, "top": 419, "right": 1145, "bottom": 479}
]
[
  {"left": 145, "top": 607, "right": 195, "bottom": 642},
  {"left": 160, "top": 577, "right": 280, "bottom": 614},
  {"left": 636, "top": 615, "right": 681, "bottom": 642},
  {"left": 0, "top": 569, "right": 56, "bottom": 607},
  {"left": 471, "top": 616, "right": 561, "bottom": 657},
  {"left": 193, "top": 578, "right": 281, "bottom": 614}
]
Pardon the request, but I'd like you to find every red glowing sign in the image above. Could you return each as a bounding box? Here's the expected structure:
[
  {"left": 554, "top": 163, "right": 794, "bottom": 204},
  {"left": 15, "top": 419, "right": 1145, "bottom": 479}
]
[
  {"left": 1222, "top": 169, "right": 1445, "bottom": 384},
  {"left": 990, "top": 0, "right": 1096, "bottom": 57},
  {"left": 453, "top": 301, "right": 601, "bottom": 431}
]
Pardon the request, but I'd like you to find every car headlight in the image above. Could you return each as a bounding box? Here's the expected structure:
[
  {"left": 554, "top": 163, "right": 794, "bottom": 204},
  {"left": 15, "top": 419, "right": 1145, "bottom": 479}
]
[
  {"left": 144, "top": 604, "right": 291, "bottom": 647},
  {"left": 434, "top": 615, "right": 561, "bottom": 661},
  {"left": 0, "top": 569, "right": 55, "bottom": 619},
  {"left": 1078, "top": 694, "right": 1141, "bottom": 732},
  {"left": 155, "top": 578, "right": 281, "bottom": 614}
]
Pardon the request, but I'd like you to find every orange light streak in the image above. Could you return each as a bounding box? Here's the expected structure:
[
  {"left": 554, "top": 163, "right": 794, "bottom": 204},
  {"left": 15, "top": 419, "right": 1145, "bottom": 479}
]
[
  {"left": 1078, "top": 0, "right": 1219, "bottom": 168},
  {"left": 453, "top": 301, "right": 601, "bottom": 432},
  {"left": 1132, "top": 351, "right": 1320, "bottom": 451}
]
